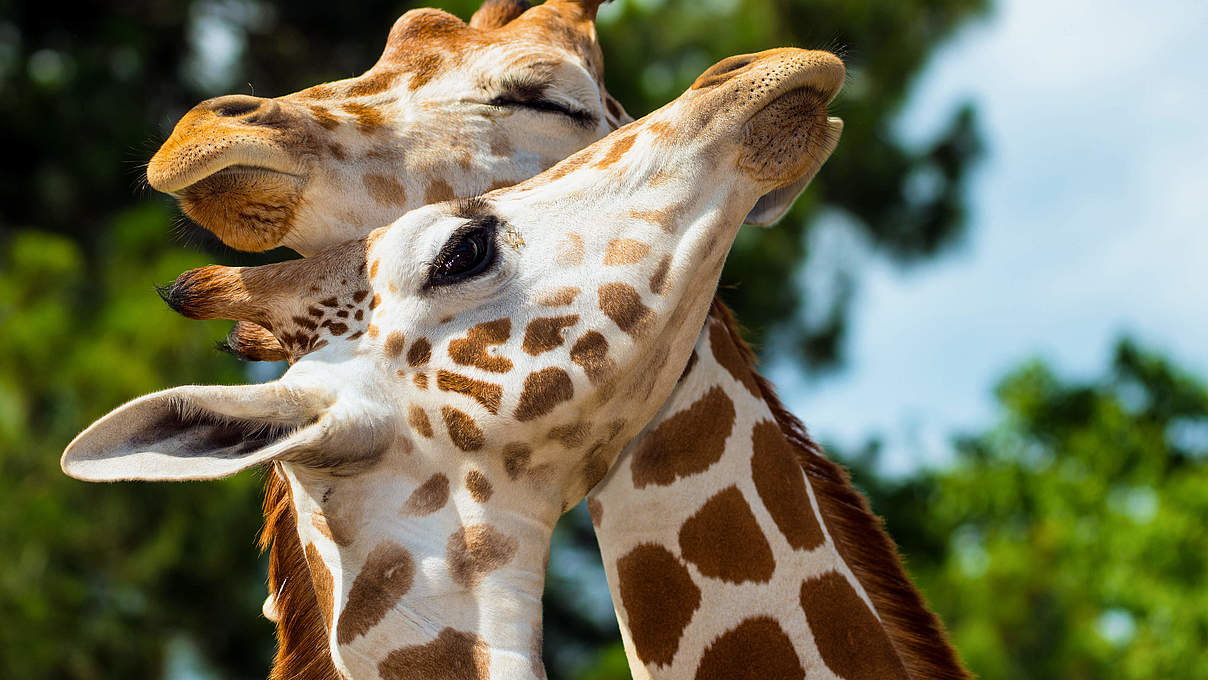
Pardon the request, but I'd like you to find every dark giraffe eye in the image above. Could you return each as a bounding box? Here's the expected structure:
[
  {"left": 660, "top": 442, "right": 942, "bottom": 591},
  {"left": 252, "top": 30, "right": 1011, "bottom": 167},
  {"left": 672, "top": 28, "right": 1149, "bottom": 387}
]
[{"left": 427, "top": 220, "right": 498, "bottom": 287}]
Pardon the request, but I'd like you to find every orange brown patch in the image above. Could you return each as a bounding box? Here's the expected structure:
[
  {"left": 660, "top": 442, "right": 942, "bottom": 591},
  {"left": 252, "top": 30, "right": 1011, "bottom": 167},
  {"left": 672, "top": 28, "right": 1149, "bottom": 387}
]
[
  {"left": 631, "top": 386, "right": 735, "bottom": 488},
  {"left": 437, "top": 370, "right": 503, "bottom": 415},
  {"left": 448, "top": 318, "right": 513, "bottom": 373},
  {"left": 514, "top": 367, "right": 574, "bottom": 422},
  {"left": 693, "top": 617, "right": 805, "bottom": 680},
  {"left": 536, "top": 286, "right": 580, "bottom": 306},
  {"left": 649, "top": 254, "right": 672, "bottom": 295},
  {"left": 337, "top": 542, "right": 415, "bottom": 644},
  {"left": 751, "top": 420, "right": 824, "bottom": 551},
  {"left": 616, "top": 544, "right": 701, "bottom": 667},
  {"left": 408, "top": 337, "right": 432, "bottom": 367},
  {"left": 364, "top": 173, "right": 408, "bottom": 207},
  {"left": 401, "top": 473, "right": 450, "bottom": 517},
  {"left": 570, "top": 331, "right": 611, "bottom": 383},
  {"left": 678, "top": 486, "right": 775, "bottom": 584},
  {"left": 599, "top": 282, "right": 655, "bottom": 337},
  {"left": 709, "top": 319, "right": 761, "bottom": 397},
  {"left": 603, "top": 238, "right": 651, "bottom": 265},
  {"left": 408, "top": 405, "right": 434, "bottom": 438},
  {"left": 522, "top": 315, "right": 579, "bottom": 355},
  {"left": 385, "top": 330, "right": 407, "bottom": 358},
  {"left": 425, "top": 179, "right": 455, "bottom": 204},
  {"left": 800, "top": 571, "right": 910, "bottom": 680},
  {"left": 464, "top": 470, "right": 493, "bottom": 503},
  {"left": 342, "top": 101, "right": 385, "bottom": 134},
  {"left": 555, "top": 233, "right": 584, "bottom": 266},
  {"left": 447, "top": 524, "right": 519, "bottom": 588},
  {"left": 378, "top": 627, "right": 490, "bottom": 680},
  {"left": 595, "top": 132, "right": 637, "bottom": 169},
  {"left": 442, "top": 406, "right": 485, "bottom": 451}
]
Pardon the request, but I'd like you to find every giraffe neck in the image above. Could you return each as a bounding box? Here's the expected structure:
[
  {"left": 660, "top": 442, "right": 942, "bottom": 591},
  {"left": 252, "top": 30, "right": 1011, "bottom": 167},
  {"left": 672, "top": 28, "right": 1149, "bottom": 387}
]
[
  {"left": 587, "top": 300, "right": 967, "bottom": 680},
  {"left": 263, "top": 468, "right": 552, "bottom": 680}
]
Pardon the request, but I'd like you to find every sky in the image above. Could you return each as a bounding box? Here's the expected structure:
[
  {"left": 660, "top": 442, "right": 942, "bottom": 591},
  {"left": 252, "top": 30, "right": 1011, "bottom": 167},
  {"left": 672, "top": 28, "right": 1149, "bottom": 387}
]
[{"left": 770, "top": 0, "right": 1208, "bottom": 474}]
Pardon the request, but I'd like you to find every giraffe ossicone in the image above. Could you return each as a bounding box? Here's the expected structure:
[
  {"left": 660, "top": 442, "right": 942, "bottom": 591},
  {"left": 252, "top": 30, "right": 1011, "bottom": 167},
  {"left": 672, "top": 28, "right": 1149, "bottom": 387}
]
[{"left": 65, "top": 48, "right": 846, "bottom": 679}]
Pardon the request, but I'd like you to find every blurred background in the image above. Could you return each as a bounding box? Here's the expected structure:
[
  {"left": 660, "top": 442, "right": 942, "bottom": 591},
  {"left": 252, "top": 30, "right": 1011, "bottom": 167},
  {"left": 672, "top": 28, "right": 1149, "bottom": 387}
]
[{"left": 1, "top": 0, "right": 1205, "bottom": 677}]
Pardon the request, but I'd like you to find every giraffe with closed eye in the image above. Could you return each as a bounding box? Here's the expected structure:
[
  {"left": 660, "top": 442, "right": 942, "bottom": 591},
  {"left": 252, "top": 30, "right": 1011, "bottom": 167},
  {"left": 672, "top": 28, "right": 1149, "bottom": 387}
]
[
  {"left": 61, "top": 47, "right": 965, "bottom": 680},
  {"left": 132, "top": 4, "right": 967, "bottom": 679}
]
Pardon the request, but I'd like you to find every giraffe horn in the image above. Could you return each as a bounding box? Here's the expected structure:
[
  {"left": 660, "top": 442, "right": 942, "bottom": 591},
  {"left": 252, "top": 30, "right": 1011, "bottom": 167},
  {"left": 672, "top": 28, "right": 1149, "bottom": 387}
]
[
  {"left": 545, "top": 0, "right": 608, "bottom": 22},
  {"left": 158, "top": 264, "right": 276, "bottom": 328},
  {"left": 469, "top": 0, "right": 531, "bottom": 29}
]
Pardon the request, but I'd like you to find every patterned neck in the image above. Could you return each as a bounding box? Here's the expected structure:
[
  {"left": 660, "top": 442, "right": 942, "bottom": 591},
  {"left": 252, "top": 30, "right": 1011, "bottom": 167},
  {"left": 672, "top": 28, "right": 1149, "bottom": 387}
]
[{"left": 587, "top": 300, "right": 968, "bottom": 680}]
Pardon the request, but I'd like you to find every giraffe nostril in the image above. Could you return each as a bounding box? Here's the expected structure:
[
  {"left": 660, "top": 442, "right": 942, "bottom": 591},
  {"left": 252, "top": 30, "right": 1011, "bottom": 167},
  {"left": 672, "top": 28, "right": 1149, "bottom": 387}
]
[
  {"left": 208, "top": 94, "right": 263, "bottom": 118},
  {"left": 691, "top": 54, "right": 759, "bottom": 90}
]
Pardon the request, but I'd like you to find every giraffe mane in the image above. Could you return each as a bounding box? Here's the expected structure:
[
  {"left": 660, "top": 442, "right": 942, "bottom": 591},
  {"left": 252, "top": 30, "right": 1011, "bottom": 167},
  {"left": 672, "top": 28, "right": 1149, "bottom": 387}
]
[
  {"left": 709, "top": 298, "right": 970, "bottom": 680},
  {"left": 256, "top": 300, "right": 969, "bottom": 680},
  {"left": 261, "top": 469, "right": 343, "bottom": 680}
]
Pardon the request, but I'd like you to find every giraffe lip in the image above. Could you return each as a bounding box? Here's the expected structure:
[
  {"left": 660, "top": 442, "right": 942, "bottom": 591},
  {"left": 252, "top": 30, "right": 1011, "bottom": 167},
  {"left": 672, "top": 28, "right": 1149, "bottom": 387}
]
[{"left": 170, "top": 164, "right": 304, "bottom": 198}]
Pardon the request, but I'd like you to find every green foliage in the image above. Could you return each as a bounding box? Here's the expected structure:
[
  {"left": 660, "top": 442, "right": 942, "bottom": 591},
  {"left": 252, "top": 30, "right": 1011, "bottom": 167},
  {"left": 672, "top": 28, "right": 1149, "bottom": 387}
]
[
  {"left": 0, "top": 206, "right": 272, "bottom": 679},
  {"left": 860, "top": 341, "right": 1208, "bottom": 679},
  {"left": 0, "top": 0, "right": 988, "bottom": 677}
]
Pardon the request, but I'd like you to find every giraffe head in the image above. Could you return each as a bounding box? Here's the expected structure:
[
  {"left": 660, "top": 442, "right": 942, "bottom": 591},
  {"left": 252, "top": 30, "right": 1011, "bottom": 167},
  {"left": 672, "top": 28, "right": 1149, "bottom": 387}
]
[
  {"left": 65, "top": 47, "right": 843, "bottom": 677},
  {"left": 147, "top": 0, "right": 629, "bottom": 255}
]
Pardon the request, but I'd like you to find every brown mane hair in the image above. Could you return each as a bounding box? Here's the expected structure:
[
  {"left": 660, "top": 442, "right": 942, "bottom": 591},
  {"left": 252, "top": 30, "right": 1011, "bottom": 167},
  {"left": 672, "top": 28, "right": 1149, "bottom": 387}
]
[
  {"left": 257, "top": 300, "right": 969, "bottom": 680},
  {"left": 260, "top": 469, "right": 342, "bottom": 680},
  {"left": 709, "top": 298, "right": 970, "bottom": 680}
]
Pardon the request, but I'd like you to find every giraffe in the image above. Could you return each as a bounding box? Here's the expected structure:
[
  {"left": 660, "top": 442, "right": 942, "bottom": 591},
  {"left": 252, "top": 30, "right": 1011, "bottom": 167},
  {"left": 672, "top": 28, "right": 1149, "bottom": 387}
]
[
  {"left": 146, "top": 5, "right": 968, "bottom": 678},
  {"left": 63, "top": 47, "right": 856, "bottom": 679}
]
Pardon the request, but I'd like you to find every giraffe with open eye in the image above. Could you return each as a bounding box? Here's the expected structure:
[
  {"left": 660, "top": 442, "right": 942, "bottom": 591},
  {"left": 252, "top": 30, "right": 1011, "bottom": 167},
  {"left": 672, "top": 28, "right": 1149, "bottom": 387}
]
[{"left": 74, "top": 2, "right": 969, "bottom": 675}]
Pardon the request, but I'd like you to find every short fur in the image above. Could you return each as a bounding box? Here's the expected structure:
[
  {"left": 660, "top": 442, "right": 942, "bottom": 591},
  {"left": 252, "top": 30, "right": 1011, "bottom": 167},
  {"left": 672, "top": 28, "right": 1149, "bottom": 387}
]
[
  {"left": 259, "top": 299, "right": 969, "bottom": 680},
  {"left": 708, "top": 299, "right": 970, "bottom": 680}
]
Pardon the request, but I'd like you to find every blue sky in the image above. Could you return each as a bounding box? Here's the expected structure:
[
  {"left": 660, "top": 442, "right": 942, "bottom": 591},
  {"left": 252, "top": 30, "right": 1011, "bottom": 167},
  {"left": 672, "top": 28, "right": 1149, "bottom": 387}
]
[{"left": 770, "top": 0, "right": 1208, "bottom": 474}]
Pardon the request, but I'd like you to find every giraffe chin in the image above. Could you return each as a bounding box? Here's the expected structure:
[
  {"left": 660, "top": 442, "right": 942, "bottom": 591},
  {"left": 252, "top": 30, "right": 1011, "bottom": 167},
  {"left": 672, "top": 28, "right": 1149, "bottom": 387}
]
[{"left": 178, "top": 166, "right": 304, "bottom": 252}]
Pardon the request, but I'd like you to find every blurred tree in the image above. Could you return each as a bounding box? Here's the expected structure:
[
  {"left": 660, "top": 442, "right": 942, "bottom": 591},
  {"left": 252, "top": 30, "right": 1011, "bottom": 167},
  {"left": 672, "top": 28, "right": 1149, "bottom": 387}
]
[
  {"left": 855, "top": 340, "right": 1208, "bottom": 680},
  {"left": 0, "top": 0, "right": 989, "bottom": 678}
]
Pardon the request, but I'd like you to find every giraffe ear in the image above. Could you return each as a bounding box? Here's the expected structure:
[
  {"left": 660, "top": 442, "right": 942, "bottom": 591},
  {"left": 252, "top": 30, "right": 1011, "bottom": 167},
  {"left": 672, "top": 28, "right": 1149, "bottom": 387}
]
[
  {"left": 61, "top": 382, "right": 333, "bottom": 482},
  {"left": 470, "top": 0, "right": 531, "bottom": 29}
]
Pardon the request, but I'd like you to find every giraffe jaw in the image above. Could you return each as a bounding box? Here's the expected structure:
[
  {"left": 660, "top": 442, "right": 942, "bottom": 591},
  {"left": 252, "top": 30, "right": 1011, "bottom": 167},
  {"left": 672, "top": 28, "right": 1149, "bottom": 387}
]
[{"left": 175, "top": 165, "right": 307, "bottom": 252}]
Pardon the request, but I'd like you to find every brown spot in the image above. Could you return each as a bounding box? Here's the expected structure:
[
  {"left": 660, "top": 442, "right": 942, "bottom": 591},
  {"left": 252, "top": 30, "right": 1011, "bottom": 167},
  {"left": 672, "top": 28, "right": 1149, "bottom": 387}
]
[
  {"left": 309, "top": 104, "right": 339, "bottom": 129},
  {"left": 385, "top": 330, "right": 407, "bottom": 358},
  {"left": 303, "top": 542, "right": 335, "bottom": 628},
  {"left": 352, "top": 290, "right": 369, "bottom": 303},
  {"left": 514, "top": 367, "right": 574, "bottom": 422},
  {"left": 408, "top": 405, "right": 433, "bottom": 438},
  {"left": 603, "top": 238, "right": 651, "bottom": 265},
  {"left": 678, "top": 486, "right": 775, "bottom": 584},
  {"left": 368, "top": 324, "right": 380, "bottom": 338},
  {"left": 425, "top": 179, "right": 455, "bottom": 204},
  {"left": 751, "top": 420, "right": 824, "bottom": 551},
  {"left": 710, "top": 319, "right": 761, "bottom": 396},
  {"left": 342, "top": 102, "right": 385, "bottom": 134},
  {"left": 370, "top": 294, "right": 382, "bottom": 310},
  {"left": 599, "top": 282, "right": 655, "bottom": 337},
  {"left": 436, "top": 371, "right": 503, "bottom": 415},
  {"left": 378, "top": 627, "right": 490, "bottom": 680},
  {"left": 337, "top": 542, "right": 415, "bottom": 645},
  {"left": 595, "top": 132, "right": 637, "bottom": 169},
  {"left": 321, "top": 320, "right": 348, "bottom": 336},
  {"left": 464, "top": 470, "right": 493, "bottom": 502},
  {"left": 407, "top": 337, "right": 432, "bottom": 367},
  {"left": 364, "top": 174, "right": 407, "bottom": 207},
  {"left": 503, "top": 443, "right": 532, "bottom": 480},
  {"left": 800, "top": 572, "right": 909, "bottom": 680},
  {"left": 536, "top": 286, "right": 580, "bottom": 306},
  {"left": 347, "top": 69, "right": 398, "bottom": 97},
  {"left": 548, "top": 421, "right": 590, "bottom": 448},
  {"left": 693, "top": 617, "right": 805, "bottom": 680},
  {"left": 448, "top": 319, "right": 512, "bottom": 373},
  {"left": 586, "top": 498, "right": 604, "bottom": 527},
  {"left": 370, "top": 259, "right": 381, "bottom": 278},
  {"left": 616, "top": 544, "right": 701, "bottom": 667},
  {"left": 442, "top": 406, "right": 485, "bottom": 451},
  {"left": 311, "top": 511, "right": 353, "bottom": 547},
  {"left": 447, "top": 524, "right": 518, "bottom": 588},
  {"left": 649, "top": 254, "right": 673, "bottom": 295},
  {"left": 522, "top": 315, "right": 579, "bottom": 355},
  {"left": 631, "top": 386, "right": 735, "bottom": 488},
  {"left": 402, "top": 473, "right": 449, "bottom": 516},
  {"left": 354, "top": 309, "right": 364, "bottom": 321},
  {"left": 555, "top": 233, "right": 584, "bottom": 267},
  {"left": 405, "top": 52, "right": 445, "bottom": 92},
  {"left": 628, "top": 198, "right": 691, "bottom": 234},
  {"left": 570, "top": 331, "right": 612, "bottom": 383},
  {"left": 413, "top": 373, "right": 429, "bottom": 390}
]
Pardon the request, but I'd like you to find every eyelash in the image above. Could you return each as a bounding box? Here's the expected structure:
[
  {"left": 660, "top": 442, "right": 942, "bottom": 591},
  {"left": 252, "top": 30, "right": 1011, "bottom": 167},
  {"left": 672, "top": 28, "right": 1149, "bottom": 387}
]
[
  {"left": 489, "top": 77, "right": 596, "bottom": 128},
  {"left": 424, "top": 218, "right": 500, "bottom": 289}
]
